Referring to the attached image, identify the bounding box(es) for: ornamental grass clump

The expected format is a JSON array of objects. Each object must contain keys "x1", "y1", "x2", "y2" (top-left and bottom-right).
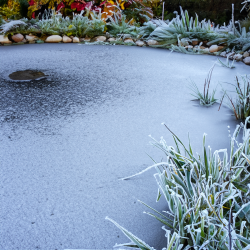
[
  {"x1": 107, "y1": 119, "x2": 250, "y2": 249},
  {"x1": 220, "y1": 76, "x2": 250, "y2": 121},
  {"x1": 147, "y1": 7, "x2": 220, "y2": 46},
  {"x1": 189, "y1": 65, "x2": 217, "y2": 106}
]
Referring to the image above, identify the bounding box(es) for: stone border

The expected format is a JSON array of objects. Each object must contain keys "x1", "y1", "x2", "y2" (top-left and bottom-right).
[{"x1": 1, "y1": 34, "x2": 250, "y2": 66}]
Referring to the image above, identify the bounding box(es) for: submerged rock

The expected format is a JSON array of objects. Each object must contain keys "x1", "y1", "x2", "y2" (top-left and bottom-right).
[
  {"x1": 45, "y1": 35, "x2": 62, "y2": 43},
  {"x1": 0, "y1": 35, "x2": 12, "y2": 44},
  {"x1": 12, "y1": 34, "x2": 24, "y2": 43}
]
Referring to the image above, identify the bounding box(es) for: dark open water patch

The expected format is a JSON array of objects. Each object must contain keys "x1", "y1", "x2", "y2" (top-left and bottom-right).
[{"x1": 9, "y1": 70, "x2": 47, "y2": 81}]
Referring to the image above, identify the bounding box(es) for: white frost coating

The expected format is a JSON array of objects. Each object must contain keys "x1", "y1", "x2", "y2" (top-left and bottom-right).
[
  {"x1": 0, "y1": 20, "x2": 27, "y2": 34},
  {"x1": 120, "y1": 162, "x2": 169, "y2": 180}
]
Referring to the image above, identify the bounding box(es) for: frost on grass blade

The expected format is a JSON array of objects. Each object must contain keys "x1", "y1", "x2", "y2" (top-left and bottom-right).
[{"x1": 105, "y1": 217, "x2": 155, "y2": 250}]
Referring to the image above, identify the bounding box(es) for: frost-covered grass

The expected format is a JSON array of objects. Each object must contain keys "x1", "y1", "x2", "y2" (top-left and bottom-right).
[
  {"x1": 217, "y1": 56, "x2": 236, "y2": 69},
  {"x1": 1, "y1": 7, "x2": 250, "y2": 53},
  {"x1": 220, "y1": 75, "x2": 250, "y2": 121},
  {"x1": 189, "y1": 65, "x2": 217, "y2": 107},
  {"x1": 0, "y1": 11, "x2": 139, "y2": 38},
  {"x1": 107, "y1": 119, "x2": 250, "y2": 249},
  {"x1": 145, "y1": 7, "x2": 250, "y2": 52},
  {"x1": 0, "y1": 20, "x2": 27, "y2": 34}
]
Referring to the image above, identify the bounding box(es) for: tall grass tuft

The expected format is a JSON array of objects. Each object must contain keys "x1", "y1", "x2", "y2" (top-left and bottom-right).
[
  {"x1": 220, "y1": 75, "x2": 250, "y2": 121},
  {"x1": 189, "y1": 65, "x2": 217, "y2": 106},
  {"x1": 107, "y1": 119, "x2": 250, "y2": 249},
  {"x1": 217, "y1": 55, "x2": 236, "y2": 69}
]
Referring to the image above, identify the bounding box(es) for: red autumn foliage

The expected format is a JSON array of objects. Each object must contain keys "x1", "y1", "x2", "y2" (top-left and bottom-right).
[
  {"x1": 70, "y1": 1, "x2": 86, "y2": 11},
  {"x1": 57, "y1": 2, "x2": 65, "y2": 11}
]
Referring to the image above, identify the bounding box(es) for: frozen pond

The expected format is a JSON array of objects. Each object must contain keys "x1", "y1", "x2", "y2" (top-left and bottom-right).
[{"x1": 0, "y1": 44, "x2": 249, "y2": 250}]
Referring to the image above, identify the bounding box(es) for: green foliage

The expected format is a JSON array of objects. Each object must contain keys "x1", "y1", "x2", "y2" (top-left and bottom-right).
[
  {"x1": 221, "y1": 76, "x2": 250, "y2": 121},
  {"x1": 123, "y1": 7, "x2": 150, "y2": 25},
  {"x1": 148, "y1": 7, "x2": 220, "y2": 45},
  {"x1": 138, "y1": 21, "x2": 156, "y2": 38},
  {"x1": 18, "y1": 0, "x2": 29, "y2": 19},
  {"x1": 0, "y1": 14, "x2": 5, "y2": 25},
  {"x1": 143, "y1": 7, "x2": 250, "y2": 53},
  {"x1": 0, "y1": 0, "x2": 8, "y2": 7},
  {"x1": 189, "y1": 65, "x2": 217, "y2": 106},
  {"x1": 108, "y1": 119, "x2": 250, "y2": 249},
  {"x1": 240, "y1": 17, "x2": 250, "y2": 33},
  {"x1": 106, "y1": 14, "x2": 140, "y2": 37},
  {"x1": 207, "y1": 21, "x2": 250, "y2": 51},
  {"x1": 85, "y1": 12, "x2": 106, "y2": 38},
  {"x1": 36, "y1": 11, "x2": 105, "y2": 37}
]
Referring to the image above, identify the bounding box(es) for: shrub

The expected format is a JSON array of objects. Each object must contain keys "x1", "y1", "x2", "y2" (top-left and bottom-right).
[{"x1": 107, "y1": 119, "x2": 250, "y2": 249}]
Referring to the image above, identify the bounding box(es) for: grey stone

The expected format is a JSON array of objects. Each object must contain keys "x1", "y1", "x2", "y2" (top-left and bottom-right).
[
  {"x1": 94, "y1": 36, "x2": 106, "y2": 42},
  {"x1": 209, "y1": 45, "x2": 224, "y2": 53},
  {"x1": 243, "y1": 57, "x2": 250, "y2": 65},
  {"x1": 220, "y1": 51, "x2": 227, "y2": 57},
  {"x1": 108, "y1": 38, "x2": 116, "y2": 42},
  {"x1": 72, "y1": 37, "x2": 80, "y2": 43},
  {"x1": 233, "y1": 53, "x2": 243, "y2": 61},
  {"x1": 26, "y1": 35, "x2": 39, "y2": 42},
  {"x1": 243, "y1": 52, "x2": 249, "y2": 58},
  {"x1": 124, "y1": 38, "x2": 134, "y2": 44},
  {"x1": 45, "y1": 35, "x2": 63, "y2": 43},
  {"x1": 0, "y1": 35, "x2": 12, "y2": 44},
  {"x1": 136, "y1": 40, "x2": 145, "y2": 47},
  {"x1": 62, "y1": 35, "x2": 72, "y2": 43},
  {"x1": 147, "y1": 39, "x2": 159, "y2": 46}
]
